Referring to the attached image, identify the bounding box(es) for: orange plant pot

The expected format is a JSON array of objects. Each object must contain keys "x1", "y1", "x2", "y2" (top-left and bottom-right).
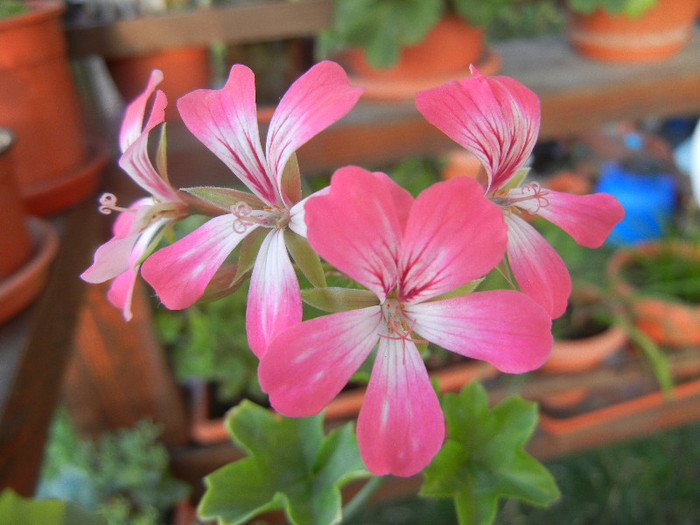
[
  {"x1": 567, "y1": 0, "x2": 700, "y2": 62},
  {"x1": 0, "y1": 0, "x2": 102, "y2": 215},
  {"x1": 343, "y1": 15, "x2": 500, "y2": 100},
  {"x1": 106, "y1": 46, "x2": 211, "y2": 120},
  {"x1": 0, "y1": 129, "x2": 33, "y2": 279},
  {"x1": 441, "y1": 149, "x2": 483, "y2": 181},
  {"x1": 607, "y1": 242, "x2": 700, "y2": 347}
]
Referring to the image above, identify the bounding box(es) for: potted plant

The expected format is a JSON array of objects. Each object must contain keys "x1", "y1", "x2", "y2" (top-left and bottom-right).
[
  {"x1": 320, "y1": 0, "x2": 514, "y2": 99},
  {"x1": 67, "y1": 0, "x2": 212, "y2": 120},
  {"x1": 564, "y1": 0, "x2": 700, "y2": 62},
  {"x1": 608, "y1": 240, "x2": 700, "y2": 347},
  {"x1": 37, "y1": 411, "x2": 191, "y2": 525},
  {"x1": 0, "y1": 0, "x2": 107, "y2": 215}
]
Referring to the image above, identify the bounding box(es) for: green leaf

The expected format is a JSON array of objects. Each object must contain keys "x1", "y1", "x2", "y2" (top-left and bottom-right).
[
  {"x1": 198, "y1": 401, "x2": 370, "y2": 525},
  {"x1": 420, "y1": 383, "x2": 560, "y2": 525},
  {"x1": 0, "y1": 489, "x2": 107, "y2": 525},
  {"x1": 285, "y1": 229, "x2": 327, "y2": 288},
  {"x1": 235, "y1": 227, "x2": 267, "y2": 281},
  {"x1": 155, "y1": 123, "x2": 169, "y2": 185},
  {"x1": 183, "y1": 186, "x2": 264, "y2": 212},
  {"x1": 301, "y1": 287, "x2": 379, "y2": 312}
]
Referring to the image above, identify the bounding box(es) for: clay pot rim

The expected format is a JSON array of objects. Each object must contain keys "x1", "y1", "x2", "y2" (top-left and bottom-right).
[
  {"x1": 0, "y1": 0, "x2": 64, "y2": 30},
  {"x1": 0, "y1": 215, "x2": 59, "y2": 324},
  {"x1": 543, "y1": 324, "x2": 627, "y2": 374}
]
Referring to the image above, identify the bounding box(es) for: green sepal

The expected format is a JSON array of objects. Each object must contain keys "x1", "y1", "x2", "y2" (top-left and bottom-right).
[
  {"x1": 420, "y1": 382, "x2": 560, "y2": 525},
  {"x1": 285, "y1": 229, "x2": 327, "y2": 288},
  {"x1": 502, "y1": 167, "x2": 530, "y2": 191},
  {"x1": 198, "y1": 263, "x2": 251, "y2": 304},
  {"x1": 182, "y1": 186, "x2": 264, "y2": 212},
  {"x1": 0, "y1": 489, "x2": 107, "y2": 525},
  {"x1": 235, "y1": 227, "x2": 267, "y2": 281},
  {"x1": 281, "y1": 152, "x2": 302, "y2": 205},
  {"x1": 301, "y1": 287, "x2": 379, "y2": 312},
  {"x1": 431, "y1": 278, "x2": 484, "y2": 301},
  {"x1": 156, "y1": 123, "x2": 169, "y2": 184},
  {"x1": 197, "y1": 401, "x2": 370, "y2": 525}
]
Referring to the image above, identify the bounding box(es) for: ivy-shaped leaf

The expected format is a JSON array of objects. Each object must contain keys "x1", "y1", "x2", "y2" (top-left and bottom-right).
[
  {"x1": 0, "y1": 489, "x2": 106, "y2": 525},
  {"x1": 198, "y1": 401, "x2": 370, "y2": 525},
  {"x1": 420, "y1": 382, "x2": 560, "y2": 525}
]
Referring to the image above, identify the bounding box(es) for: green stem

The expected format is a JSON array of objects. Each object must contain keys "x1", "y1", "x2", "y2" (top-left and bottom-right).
[{"x1": 342, "y1": 475, "x2": 384, "y2": 521}]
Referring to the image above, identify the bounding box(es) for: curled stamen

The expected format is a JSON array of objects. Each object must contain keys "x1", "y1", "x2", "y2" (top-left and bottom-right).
[
  {"x1": 230, "y1": 201, "x2": 272, "y2": 233},
  {"x1": 509, "y1": 182, "x2": 550, "y2": 213},
  {"x1": 98, "y1": 193, "x2": 132, "y2": 215}
]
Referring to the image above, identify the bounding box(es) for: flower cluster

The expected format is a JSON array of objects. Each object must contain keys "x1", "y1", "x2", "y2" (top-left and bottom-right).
[{"x1": 82, "y1": 61, "x2": 624, "y2": 477}]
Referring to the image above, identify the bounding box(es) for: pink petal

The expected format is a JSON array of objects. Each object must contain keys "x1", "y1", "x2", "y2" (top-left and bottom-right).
[
  {"x1": 107, "y1": 269, "x2": 138, "y2": 322},
  {"x1": 505, "y1": 214, "x2": 571, "y2": 318},
  {"x1": 399, "y1": 177, "x2": 506, "y2": 303},
  {"x1": 266, "y1": 61, "x2": 363, "y2": 207},
  {"x1": 81, "y1": 233, "x2": 139, "y2": 283},
  {"x1": 119, "y1": 69, "x2": 163, "y2": 152},
  {"x1": 246, "y1": 229, "x2": 303, "y2": 357},
  {"x1": 357, "y1": 337, "x2": 444, "y2": 477},
  {"x1": 177, "y1": 65, "x2": 276, "y2": 204},
  {"x1": 415, "y1": 67, "x2": 540, "y2": 191},
  {"x1": 407, "y1": 290, "x2": 553, "y2": 374},
  {"x1": 516, "y1": 190, "x2": 625, "y2": 248},
  {"x1": 140, "y1": 214, "x2": 254, "y2": 309},
  {"x1": 305, "y1": 167, "x2": 406, "y2": 301},
  {"x1": 118, "y1": 109, "x2": 180, "y2": 203},
  {"x1": 259, "y1": 307, "x2": 382, "y2": 416}
]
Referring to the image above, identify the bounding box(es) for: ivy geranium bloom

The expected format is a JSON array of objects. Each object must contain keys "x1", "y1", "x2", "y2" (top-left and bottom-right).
[
  {"x1": 258, "y1": 167, "x2": 553, "y2": 477},
  {"x1": 415, "y1": 67, "x2": 625, "y2": 318},
  {"x1": 81, "y1": 70, "x2": 187, "y2": 321},
  {"x1": 140, "y1": 61, "x2": 363, "y2": 356}
]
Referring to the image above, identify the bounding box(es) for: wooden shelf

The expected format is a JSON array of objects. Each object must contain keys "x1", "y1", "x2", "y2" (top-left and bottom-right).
[{"x1": 65, "y1": 0, "x2": 332, "y2": 59}]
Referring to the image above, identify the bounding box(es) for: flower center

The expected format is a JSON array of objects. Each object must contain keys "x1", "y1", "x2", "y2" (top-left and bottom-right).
[
  {"x1": 230, "y1": 202, "x2": 290, "y2": 233},
  {"x1": 491, "y1": 182, "x2": 550, "y2": 215},
  {"x1": 379, "y1": 299, "x2": 426, "y2": 345}
]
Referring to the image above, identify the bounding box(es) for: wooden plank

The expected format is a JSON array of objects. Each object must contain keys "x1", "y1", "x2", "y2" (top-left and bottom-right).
[
  {"x1": 0, "y1": 200, "x2": 96, "y2": 497},
  {"x1": 66, "y1": 0, "x2": 333, "y2": 59}
]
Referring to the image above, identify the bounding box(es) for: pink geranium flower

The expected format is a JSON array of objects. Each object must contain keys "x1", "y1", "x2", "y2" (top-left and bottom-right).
[
  {"x1": 258, "y1": 167, "x2": 553, "y2": 477},
  {"x1": 140, "y1": 61, "x2": 363, "y2": 356},
  {"x1": 415, "y1": 67, "x2": 625, "y2": 318},
  {"x1": 81, "y1": 70, "x2": 186, "y2": 320}
]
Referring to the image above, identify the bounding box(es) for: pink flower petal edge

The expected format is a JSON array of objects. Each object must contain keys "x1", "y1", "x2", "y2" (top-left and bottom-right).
[
  {"x1": 245, "y1": 229, "x2": 302, "y2": 357},
  {"x1": 504, "y1": 214, "x2": 571, "y2": 318},
  {"x1": 407, "y1": 289, "x2": 553, "y2": 373},
  {"x1": 357, "y1": 337, "x2": 445, "y2": 477},
  {"x1": 259, "y1": 306, "x2": 383, "y2": 416},
  {"x1": 518, "y1": 190, "x2": 625, "y2": 248},
  {"x1": 399, "y1": 176, "x2": 506, "y2": 303},
  {"x1": 140, "y1": 215, "x2": 253, "y2": 310}
]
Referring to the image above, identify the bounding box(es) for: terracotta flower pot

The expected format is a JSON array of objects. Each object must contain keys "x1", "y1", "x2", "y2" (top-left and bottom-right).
[
  {"x1": 0, "y1": 0, "x2": 104, "y2": 215},
  {"x1": 0, "y1": 127, "x2": 60, "y2": 324},
  {"x1": 0, "y1": 128, "x2": 33, "y2": 279},
  {"x1": 343, "y1": 15, "x2": 501, "y2": 100},
  {"x1": 106, "y1": 46, "x2": 211, "y2": 120},
  {"x1": 566, "y1": 0, "x2": 700, "y2": 62},
  {"x1": 608, "y1": 242, "x2": 700, "y2": 347}
]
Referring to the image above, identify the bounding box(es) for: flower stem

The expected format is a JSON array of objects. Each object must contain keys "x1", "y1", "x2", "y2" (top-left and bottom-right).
[{"x1": 342, "y1": 475, "x2": 384, "y2": 521}]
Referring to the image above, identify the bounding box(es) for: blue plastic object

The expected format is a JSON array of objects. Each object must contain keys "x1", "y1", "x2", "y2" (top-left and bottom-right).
[{"x1": 595, "y1": 160, "x2": 676, "y2": 246}]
